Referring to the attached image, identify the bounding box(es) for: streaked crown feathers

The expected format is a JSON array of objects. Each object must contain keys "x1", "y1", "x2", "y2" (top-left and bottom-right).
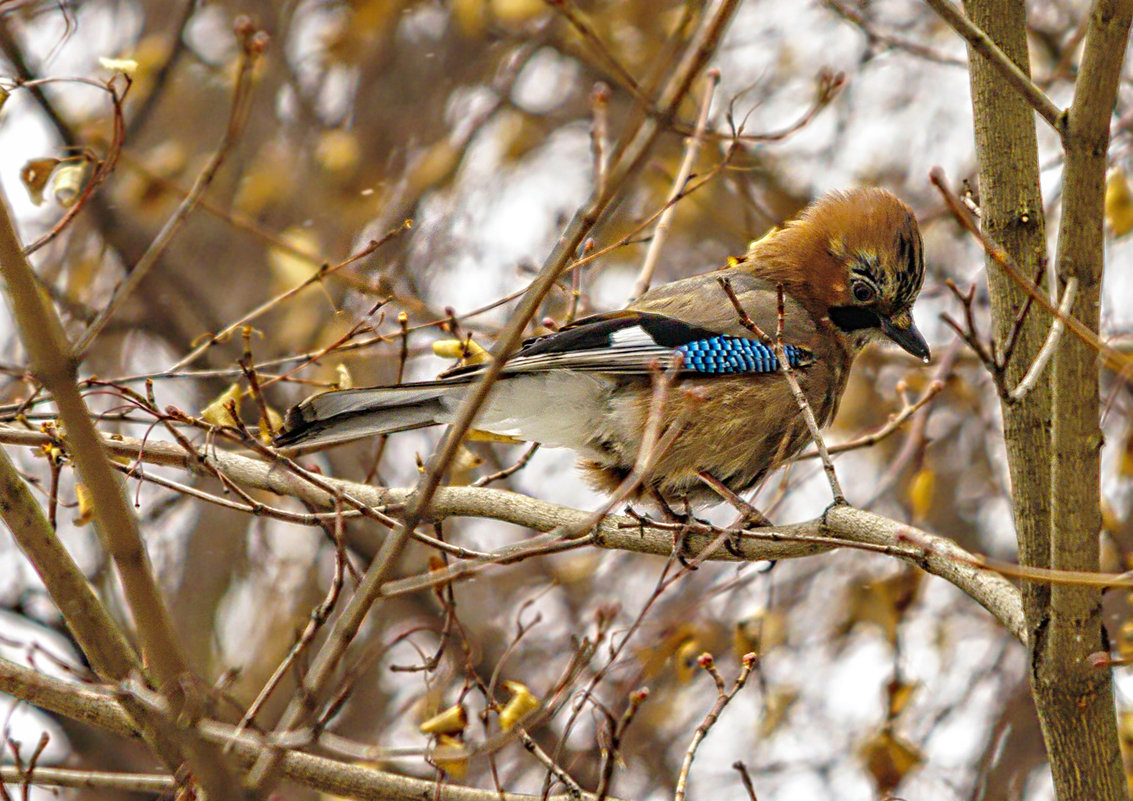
[{"x1": 748, "y1": 187, "x2": 925, "y2": 315}]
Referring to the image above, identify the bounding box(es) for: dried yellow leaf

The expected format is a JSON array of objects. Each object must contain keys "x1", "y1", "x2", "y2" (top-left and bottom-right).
[
  {"x1": 886, "y1": 678, "x2": 917, "y2": 718},
  {"x1": 635, "y1": 622, "x2": 700, "y2": 680},
  {"x1": 419, "y1": 703, "x2": 467, "y2": 735},
  {"x1": 860, "y1": 726, "x2": 922, "y2": 795},
  {"x1": 432, "y1": 734, "x2": 467, "y2": 778},
  {"x1": 490, "y1": 0, "x2": 546, "y2": 27},
  {"x1": 841, "y1": 570, "x2": 922, "y2": 645},
  {"x1": 98, "y1": 56, "x2": 139, "y2": 75},
  {"x1": 907, "y1": 467, "x2": 935, "y2": 520},
  {"x1": 1106, "y1": 170, "x2": 1133, "y2": 238},
  {"x1": 432, "y1": 338, "x2": 489, "y2": 365},
  {"x1": 1120, "y1": 426, "x2": 1133, "y2": 478},
  {"x1": 1118, "y1": 619, "x2": 1133, "y2": 662},
  {"x1": 21, "y1": 158, "x2": 61, "y2": 206},
  {"x1": 50, "y1": 161, "x2": 89, "y2": 208},
  {"x1": 448, "y1": 444, "x2": 484, "y2": 485},
  {"x1": 733, "y1": 608, "x2": 786, "y2": 660},
  {"x1": 758, "y1": 687, "x2": 798, "y2": 737},
  {"x1": 234, "y1": 142, "x2": 296, "y2": 216},
  {"x1": 451, "y1": 0, "x2": 486, "y2": 35},
  {"x1": 259, "y1": 405, "x2": 285, "y2": 443},
  {"x1": 74, "y1": 483, "x2": 94, "y2": 526},
  {"x1": 674, "y1": 638, "x2": 703, "y2": 684},
  {"x1": 498, "y1": 681, "x2": 540, "y2": 731},
  {"x1": 268, "y1": 227, "x2": 322, "y2": 293},
  {"x1": 315, "y1": 129, "x2": 361, "y2": 175},
  {"x1": 200, "y1": 383, "x2": 243, "y2": 427},
  {"x1": 407, "y1": 142, "x2": 460, "y2": 195}
]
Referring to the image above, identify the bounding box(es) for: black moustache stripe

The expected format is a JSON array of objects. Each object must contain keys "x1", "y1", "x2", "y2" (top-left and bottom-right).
[{"x1": 828, "y1": 305, "x2": 881, "y2": 332}]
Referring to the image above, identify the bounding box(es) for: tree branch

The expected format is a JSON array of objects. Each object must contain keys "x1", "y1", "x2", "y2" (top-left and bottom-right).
[
  {"x1": 0, "y1": 426, "x2": 1027, "y2": 640},
  {"x1": 0, "y1": 656, "x2": 622, "y2": 801},
  {"x1": 924, "y1": 0, "x2": 1065, "y2": 133}
]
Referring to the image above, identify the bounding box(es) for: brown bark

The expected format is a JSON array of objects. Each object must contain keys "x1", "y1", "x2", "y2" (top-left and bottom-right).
[
  {"x1": 962, "y1": 0, "x2": 1051, "y2": 631},
  {"x1": 1039, "y1": 2, "x2": 1132, "y2": 798},
  {"x1": 961, "y1": 0, "x2": 1132, "y2": 798}
]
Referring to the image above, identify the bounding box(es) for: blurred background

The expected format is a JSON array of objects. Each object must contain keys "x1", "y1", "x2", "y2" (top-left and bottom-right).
[{"x1": 1, "y1": 0, "x2": 1132, "y2": 799}]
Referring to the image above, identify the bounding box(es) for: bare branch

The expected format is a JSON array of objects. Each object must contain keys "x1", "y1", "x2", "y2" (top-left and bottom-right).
[
  {"x1": 0, "y1": 656, "x2": 624, "y2": 801},
  {"x1": 923, "y1": 0, "x2": 1064, "y2": 133},
  {"x1": 0, "y1": 427, "x2": 1026, "y2": 639},
  {"x1": 674, "y1": 653, "x2": 757, "y2": 801},
  {"x1": 1009, "y1": 277, "x2": 1077, "y2": 402},
  {"x1": 73, "y1": 25, "x2": 267, "y2": 356},
  {"x1": 629, "y1": 69, "x2": 720, "y2": 301}
]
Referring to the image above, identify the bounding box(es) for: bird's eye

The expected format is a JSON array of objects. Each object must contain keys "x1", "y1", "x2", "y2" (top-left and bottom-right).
[{"x1": 852, "y1": 282, "x2": 876, "y2": 303}]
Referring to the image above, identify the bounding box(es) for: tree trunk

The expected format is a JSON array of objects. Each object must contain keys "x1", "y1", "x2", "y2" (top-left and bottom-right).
[{"x1": 963, "y1": 1, "x2": 1131, "y2": 798}]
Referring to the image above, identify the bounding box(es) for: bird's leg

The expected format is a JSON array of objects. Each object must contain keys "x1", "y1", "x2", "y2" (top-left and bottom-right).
[
  {"x1": 695, "y1": 471, "x2": 771, "y2": 555},
  {"x1": 646, "y1": 489, "x2": 708, "y2": 568},
  {"x1": 623, "y1": 504, "x2": 656, "y2": 530}
]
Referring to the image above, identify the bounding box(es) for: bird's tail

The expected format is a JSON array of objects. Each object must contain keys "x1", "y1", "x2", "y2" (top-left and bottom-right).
[{"x1": 273, "y1": 381, "x2": 464, "y2": 449}]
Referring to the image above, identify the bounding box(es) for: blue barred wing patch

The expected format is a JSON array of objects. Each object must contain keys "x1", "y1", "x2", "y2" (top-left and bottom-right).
[
  {"x1": 676, "y1": 337, "x2": 808, "y2": 374},
  {"x1": 442, "y1": 312, "x2": 814, "y2": 378}
]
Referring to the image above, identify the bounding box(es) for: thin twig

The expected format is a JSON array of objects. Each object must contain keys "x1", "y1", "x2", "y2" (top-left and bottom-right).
[
  {"x1": 472, "y1": 443, "x2": 541, "y2": 487},
  {"x1": 716, "y1": 277, "x2": 845, "y2": 502},
  {"x1": 629, "y1": 69, "x2": 720, "y2": 301},
  {"x1": 590, "y1": 82, "x2": 611, "y2": 199},
  {"x1": 73, "y1": 24, "x2": 267, "y2": 357},
  {"x1": 229, "y1": 500, "x2": 350, "y2": 745},
  {"x1": 771, "y1": 286, "x2": 845, "y2": 503},
  {"x1": 792, "y1": 377, "x2": 945, "y2": 460},
  {"x1": 595, "y1": 688, "x2": 649, "y2": 801},
  {"x1": 552, "y1": 3, "x2": 652, "y2": 110},
  {"x1": 1008, "y1": 277, "x2": 1077, "y2": 402},
  {"x1": 822, "y1": 0, "x2": 966, "y2": 66},
  {"x1": 169, "y1": 223, "x2": 407, "y2": 373},
  {"x1": 997, "y1": 262, "x2": 1046, "y2": 369},
  {"x1": 732, "y1": 761, "x2": 759, "y2": 801},
  {"x1": 931, "y1": 168, "x2": 1133, "y2": 379},
  {"x1": 673, "y1": 653, "x2": 757, "y2": 801},
  {"x1": 864, "y1": 338, "x2": 961, "y2": 507}
]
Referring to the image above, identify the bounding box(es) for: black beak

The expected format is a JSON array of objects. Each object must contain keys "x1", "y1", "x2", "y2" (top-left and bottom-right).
[{"x1": 880, "y1": 310, "x2": 930, "y2": 363}]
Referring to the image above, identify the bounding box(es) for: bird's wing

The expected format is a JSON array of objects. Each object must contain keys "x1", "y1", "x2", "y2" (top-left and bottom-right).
[
  {"x1": 630, "y1": 267, "x2": 821, "y2": 345},
  {"x1": 444, "y1": 309, "x2": 813, "y2": 378}
]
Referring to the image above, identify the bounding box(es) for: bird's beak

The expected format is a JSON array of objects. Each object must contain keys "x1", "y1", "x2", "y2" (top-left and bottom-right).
[{"x1": 880, "y1": 309, "x2": 930, "y2": 362}]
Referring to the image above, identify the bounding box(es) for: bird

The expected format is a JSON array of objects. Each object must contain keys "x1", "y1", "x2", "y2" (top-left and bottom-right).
[{"x1": 274, "y1": 187, "x2": 929, "y2": 509}]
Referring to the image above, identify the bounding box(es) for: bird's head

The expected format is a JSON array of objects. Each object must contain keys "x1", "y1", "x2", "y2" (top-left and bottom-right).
[{"x1": 753, "y1": 187, "x2": 930, "y2": 362}]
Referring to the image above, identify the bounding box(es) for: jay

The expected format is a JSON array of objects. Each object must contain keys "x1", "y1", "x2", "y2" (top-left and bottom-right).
[{"x1": 275, "y1": 187, "x2": 929, "y2": 507}]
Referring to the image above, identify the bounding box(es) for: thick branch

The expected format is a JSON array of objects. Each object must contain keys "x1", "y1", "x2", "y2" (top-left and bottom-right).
[
  {"x1": 0, "y1": 192, "x2": 245, "y2": 798},
  {"x1": 0, "y1": 656, "x2": 618, "y2": 801},
  {"x1": 1039, "y1": 1, "x2": 1132, "y2": 799},
  {"x1": 0, "y1": 445, "x2": 138, "y2": 677},
  {"x1": 0, "y1": 194, "x2": 187, "y2": 684},
  {"x1": 0, "y1": 427, "x2": 1027, "y2": 639},
  {"x1": 961, "y1": 0, "x2": 1051, "y2": 638}
]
